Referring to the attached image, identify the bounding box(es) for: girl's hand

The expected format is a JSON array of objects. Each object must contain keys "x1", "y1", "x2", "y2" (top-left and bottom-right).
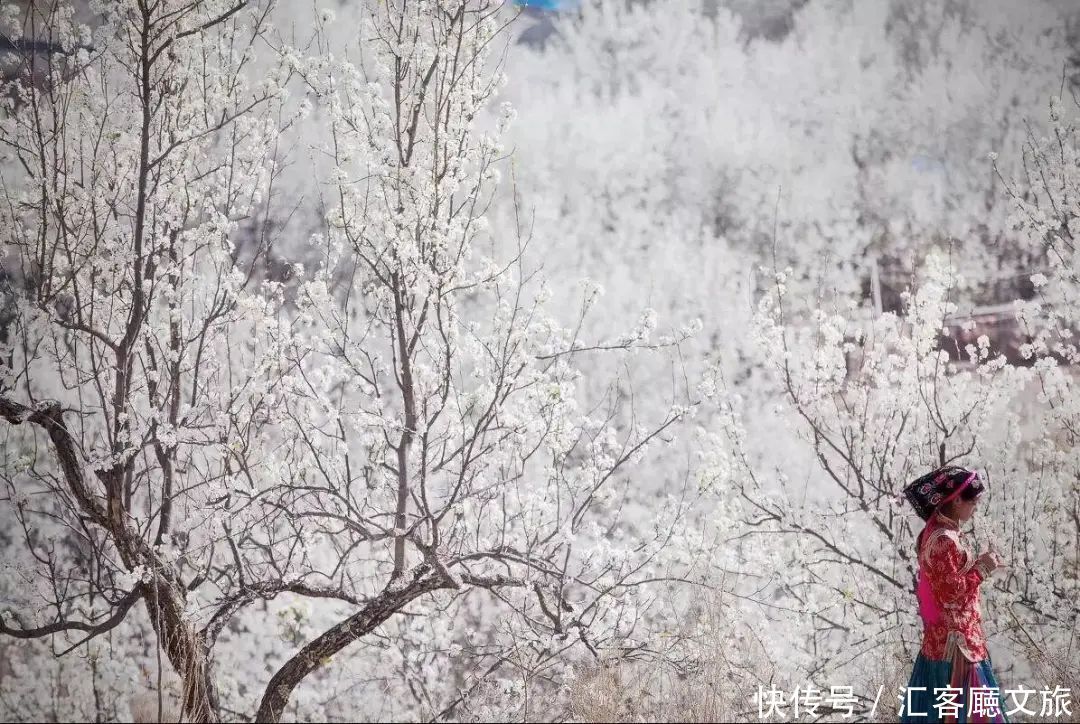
[{"x1": 976, "y1": 550, "x2": 1005, "y2": 575}]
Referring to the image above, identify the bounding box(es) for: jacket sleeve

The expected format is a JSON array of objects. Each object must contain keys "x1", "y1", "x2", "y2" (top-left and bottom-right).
[{"x1": 924, "y1": 532, "x2": 984, "y2": 616}]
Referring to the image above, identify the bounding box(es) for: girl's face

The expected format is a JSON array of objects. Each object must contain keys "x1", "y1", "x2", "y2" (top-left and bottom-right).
[{"x1": 949, "y1": 496, "x2": 979, "y2": 522}]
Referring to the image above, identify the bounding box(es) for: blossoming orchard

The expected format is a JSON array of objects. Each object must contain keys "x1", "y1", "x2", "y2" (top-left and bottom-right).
[{"x1": 0, "y1": 0, "x2": 1077, "y2": 722}]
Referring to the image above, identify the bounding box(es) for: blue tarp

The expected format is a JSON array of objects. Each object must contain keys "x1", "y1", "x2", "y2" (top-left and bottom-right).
[{"x1": 514, "y1": 0, "x2": 579, "y2": 10}]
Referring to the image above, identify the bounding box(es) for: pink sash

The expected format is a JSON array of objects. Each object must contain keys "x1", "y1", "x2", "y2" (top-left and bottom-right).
[{"x1": 916, "y1": 567, "x2": 942, "y2": 625}]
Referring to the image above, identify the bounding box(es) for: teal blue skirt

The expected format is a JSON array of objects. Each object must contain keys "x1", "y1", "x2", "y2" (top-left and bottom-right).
[{"x1": 900, "y1": 652, "x2": 1009, "y2": 722}]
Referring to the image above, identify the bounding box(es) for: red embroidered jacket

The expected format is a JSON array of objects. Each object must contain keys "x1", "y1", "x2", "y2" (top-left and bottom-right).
[{"x1": 917, "y1": 511, "x2": 992, "y2": 662}]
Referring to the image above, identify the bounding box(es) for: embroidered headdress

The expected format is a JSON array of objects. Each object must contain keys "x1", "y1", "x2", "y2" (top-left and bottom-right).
[{"x1": 903, "y1": 465, "x2": 984, "y2": 520}]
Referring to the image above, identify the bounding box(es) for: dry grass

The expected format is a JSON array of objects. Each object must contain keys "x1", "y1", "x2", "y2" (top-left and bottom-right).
[
  {"x1": 568, "y1": 628, "x2": 1080, "y2": 723},
  {"x1": 128, "y1": 688, "x2": 182, "y2": 724},
  {"x1": 1020, "y1": 637, "x2": 1080, "y2": 724},
  {"x1": 566, "y1": 592, "x2": 943, "y2": 724},
  {"x1": 568, "y1": 594, "x2": 778, "y2": 722}
]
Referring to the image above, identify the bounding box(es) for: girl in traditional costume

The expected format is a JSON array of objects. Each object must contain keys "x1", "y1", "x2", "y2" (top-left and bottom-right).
[{"x1": 900, "y1": 466, "x2": 1008, "y2": 723}]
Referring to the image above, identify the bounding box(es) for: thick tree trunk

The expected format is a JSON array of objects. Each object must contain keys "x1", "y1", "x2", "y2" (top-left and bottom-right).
[
  {"x1": 256, "y1": 569, "x2": 446, "y2": 722},
  {"x1": 144, "y1": 576, "x2": 220, "y2": 722},
  {"x1": 0, "y1": 397, "x2": 221, "y2": 722}
]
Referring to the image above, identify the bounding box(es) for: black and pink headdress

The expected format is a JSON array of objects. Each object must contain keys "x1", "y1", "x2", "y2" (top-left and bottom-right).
[{"x1": 903, "y1": 465, "x2": 984, "y2": 521}]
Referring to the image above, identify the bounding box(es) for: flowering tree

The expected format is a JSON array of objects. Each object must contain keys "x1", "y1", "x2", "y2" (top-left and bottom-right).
[
  {"x1": 248, "y1": 1, "x2": 705, "y2": 718},
  {"x1": 0, "y1": 0, "x2": 297, "y2": 719},
  {"x1": 0, "y1": 1, "x2": 705, "y2": 720}
]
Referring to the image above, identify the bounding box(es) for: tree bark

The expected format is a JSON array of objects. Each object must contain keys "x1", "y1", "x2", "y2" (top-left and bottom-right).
[
  {"x1": 0, "y1": 397, "x2": 221, "y2": 722},
  {"x1": 256, "y1": 568, "x2": 446, "y2": 722}
]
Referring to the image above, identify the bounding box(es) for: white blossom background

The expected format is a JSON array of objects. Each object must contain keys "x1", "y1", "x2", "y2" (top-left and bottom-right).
[{"x1": 1, "y1": 0, "x2": 1078, "y2": 721}]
